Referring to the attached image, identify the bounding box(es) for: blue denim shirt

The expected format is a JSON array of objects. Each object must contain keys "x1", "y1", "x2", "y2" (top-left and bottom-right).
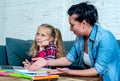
[{"x1": 66, "y1": 24, "x2": 120, "y2": 81}]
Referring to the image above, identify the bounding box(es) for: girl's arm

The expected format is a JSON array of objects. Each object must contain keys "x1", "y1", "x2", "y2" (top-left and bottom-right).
[
  {"x1": 45, "y1": 41, "x2": 57, "y2": 59},
  {"x1": 28, "y1": 57, "x2": 72, "y2": 71}
]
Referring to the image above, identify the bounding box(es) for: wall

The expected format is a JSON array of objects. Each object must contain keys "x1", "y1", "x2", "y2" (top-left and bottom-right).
[
  {"x1": 95, "y1": 0, "x2": 120, "y2": 39},
  {"x1": 0, "y1": 0, "x2": 120, "y2": 45},
  {"x1": 0, "y1": 1, "x2": 5, "y2": 45},
  {"x1": 4, "y1": 0, "x2": 64, "y2": 40}
]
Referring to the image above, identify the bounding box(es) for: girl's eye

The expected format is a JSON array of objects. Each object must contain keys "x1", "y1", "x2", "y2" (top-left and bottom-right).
[
  {"x1": 41, "y1": 34, "x2": 45, "y2": 37},
  {"x1": 36, "y1": 33, "x2": 46, "y2": 37},
  {"x1": 36, "y1": 33, "x2": 40, "y2": 36}
]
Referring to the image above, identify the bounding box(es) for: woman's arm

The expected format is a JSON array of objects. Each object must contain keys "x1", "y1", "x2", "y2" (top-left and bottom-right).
[
  {"x1": 47, "y1": 57, "x2": 72, "y2": 66},
  {"x1": 48, "y1": 67, "x2": 98, "y2": 77},
  {"x1": 66, "y1": 68, "x2": 98, "y2": 76}
]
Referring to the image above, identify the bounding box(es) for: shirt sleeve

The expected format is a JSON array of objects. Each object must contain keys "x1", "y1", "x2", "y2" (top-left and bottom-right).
[
  {"x1": 66, "y1": 40, "x2": 78, "y2": 63},
  {"x1": 45, "y1": 43, "x2": 57, "y2": 59},
  {"x1": 94, "y1": 31, "x2": 118, "y2": 75}
]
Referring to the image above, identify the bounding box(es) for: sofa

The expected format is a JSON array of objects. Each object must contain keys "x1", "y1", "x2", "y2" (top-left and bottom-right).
[
  {"x1": 0, "y1": 37, "x2": 120, "y2": 66},
  {"x1": 0, "y1": 37, "x2": 74, "y2": 66}
]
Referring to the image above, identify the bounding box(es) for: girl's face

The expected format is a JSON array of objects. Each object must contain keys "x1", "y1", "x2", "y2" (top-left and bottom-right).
[
  {"x1": 35, "y1": 26, "x2": 54, "y2": 45},
  {"x1": 69, "y1": 14, "x2": 85, "y2": 36}
]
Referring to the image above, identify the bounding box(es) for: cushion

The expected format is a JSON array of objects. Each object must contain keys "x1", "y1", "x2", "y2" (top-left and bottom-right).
[
  {"x1": 63, "y1": 41, "x2": 74, "y2": 52},
  {"x1": 6, "y1": 37, "x2": 33, "y2": 66},
  {"x1": 117, "y1": 40, "x2": 120, "y2": 47}
]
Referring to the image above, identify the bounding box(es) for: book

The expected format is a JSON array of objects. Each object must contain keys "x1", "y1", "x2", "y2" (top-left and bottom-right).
[
  {"x1": 8, "y1": 72, "x2": 32, "y2": 79},
  {"x1": 33, "y1": 75, "x2": 59, "y2": 80}
]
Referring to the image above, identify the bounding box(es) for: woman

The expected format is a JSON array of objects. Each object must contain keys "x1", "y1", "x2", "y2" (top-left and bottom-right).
[{"x1": 27, "y1": 2, "x2": 120, "y2": 81}]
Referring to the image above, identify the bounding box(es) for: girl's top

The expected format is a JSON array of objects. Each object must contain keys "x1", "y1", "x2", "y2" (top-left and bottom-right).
[{"x1": 38, "y1": 41, "x2": 57, "y2": 60}]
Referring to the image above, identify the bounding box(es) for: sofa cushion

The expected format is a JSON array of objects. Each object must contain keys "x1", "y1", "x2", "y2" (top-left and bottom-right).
[
  {"x1": 6, "y1": 37, "x2": 32, "y2": 66},
  {"x1": 63, "y1": 41, "x2": 74, "y2": 52},
  {"x1": 117, "y1": 40, "x2": 120, "y2": 47}
]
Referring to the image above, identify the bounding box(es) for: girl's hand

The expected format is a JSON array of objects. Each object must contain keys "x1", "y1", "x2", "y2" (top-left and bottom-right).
[
  {"x1": 40, "y1": 41, "x2": 49, "y2": 47},
  {"x1": 38, "y1": 41, "x2": 50, "y2": 50},
  {"x1": 22, "y1": 59, "x2": 31, "y2": 69},
  {"x1": 28, "y1": 57, "x2": 47, "y2": 71},
  {"x1": 48, "y1": 68, "x2": 70, "y2": 75}
]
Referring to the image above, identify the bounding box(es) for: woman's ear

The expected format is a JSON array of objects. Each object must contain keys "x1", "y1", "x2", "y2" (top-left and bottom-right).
[
  {"x1": 82, "y1": 20, "x2": 87, "y2": 25},
  {"x1": 82, "y1": 20, "x2": 85, "y2": 30},
  {"x1": 82, "y1": 20, "x2": 88, "y2": 29}
]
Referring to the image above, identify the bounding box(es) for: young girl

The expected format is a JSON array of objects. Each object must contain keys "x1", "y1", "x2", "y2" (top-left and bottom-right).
[{"x1": 23, "y1": 24, "x2": 66, "y2": 69}]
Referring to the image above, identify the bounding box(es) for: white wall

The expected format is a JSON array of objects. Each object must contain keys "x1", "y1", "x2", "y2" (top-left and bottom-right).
[
  {"x1": 95, "y1": 0, "x2": 120, "y2": 39},
  {"x1": 4, "y1": 0, "x2": 64, "y2": 40},
  {"x1": 0, "y1": 0, "x2": 120, "y2": 45},
  {"x1": 0, "y1": 0, "x2": 5, "y2": 45}
]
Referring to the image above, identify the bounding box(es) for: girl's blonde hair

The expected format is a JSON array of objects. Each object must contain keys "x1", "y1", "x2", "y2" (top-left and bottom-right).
[{"x1": 29, "y1": 24, "x2": 66, "y2": 58}]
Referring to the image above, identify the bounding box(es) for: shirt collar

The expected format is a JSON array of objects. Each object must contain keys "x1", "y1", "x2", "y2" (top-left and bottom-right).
[{"x1": 89, "y1": 24, "x2": 98, "y2": 41}]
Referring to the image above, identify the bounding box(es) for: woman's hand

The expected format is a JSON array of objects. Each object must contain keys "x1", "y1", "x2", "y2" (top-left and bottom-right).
[
  {"x1": 22, "y1": 59, "x2": 31, "y2": 69},
  {"x1": 48, "y1": 68, "x2": 70, "y2": 75},
  {"x1": 28, "y1": 57, "x2": 47, "y2": 71}
]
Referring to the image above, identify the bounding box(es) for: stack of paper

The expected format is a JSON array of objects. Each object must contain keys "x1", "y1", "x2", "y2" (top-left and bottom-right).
[
  {"x1": 0, "y1": 68, "x2": 59, "y2": 80},
  {"x1": 15, "y1": 68, "x2": 59, "y2": 80},
  {"x1": 15, "y1": 68, "x2": 49, "y2": 76}
]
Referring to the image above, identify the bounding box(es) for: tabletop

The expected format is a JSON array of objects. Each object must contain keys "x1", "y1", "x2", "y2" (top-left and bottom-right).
[
  {"x1": 0, "y1": 75, "x2": 101, "y2": 81},
  {"x1": 58, "y1": 76, "x2": 101, "y2": 81}
]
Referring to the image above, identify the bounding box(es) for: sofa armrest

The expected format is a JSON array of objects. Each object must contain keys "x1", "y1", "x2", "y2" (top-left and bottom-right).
[{"x1": 0, "y1": 45, "x2": 8, "y2": 65}]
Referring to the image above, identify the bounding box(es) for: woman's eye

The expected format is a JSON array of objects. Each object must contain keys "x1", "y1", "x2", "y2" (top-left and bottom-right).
[{"x1": 70, "y1": 24, "x2": 73, "y2": 27}]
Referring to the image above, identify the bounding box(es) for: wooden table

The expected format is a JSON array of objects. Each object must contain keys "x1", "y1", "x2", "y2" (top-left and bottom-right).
[
  {"x1": 0, "y1": 75, "x2": 101, "y2": 81},
  {"x1": 58, "y1": 76, "x2": 101, "y2": 81}
]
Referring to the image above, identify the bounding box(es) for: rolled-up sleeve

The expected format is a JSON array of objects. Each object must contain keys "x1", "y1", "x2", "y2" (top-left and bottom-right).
[
  {"x1": 95, "y1": 32, "x2": 117, "y2": 75},
  {"x1": 66, "y1": 44, "x2": 78, "y2": 63}
]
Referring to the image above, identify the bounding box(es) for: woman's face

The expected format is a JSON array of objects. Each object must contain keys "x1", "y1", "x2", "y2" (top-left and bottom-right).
[
  {"x1": 35, "y1": 26, "x2": 54, "y2": 45},
  {"x1": 69, "y1": 14, "x2": 85, "y2": 36}
]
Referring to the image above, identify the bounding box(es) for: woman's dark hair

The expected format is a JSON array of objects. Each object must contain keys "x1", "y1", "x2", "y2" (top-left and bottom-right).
[{"x1": 67, "y1": 2, "x2": 98, "y2": 26}]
